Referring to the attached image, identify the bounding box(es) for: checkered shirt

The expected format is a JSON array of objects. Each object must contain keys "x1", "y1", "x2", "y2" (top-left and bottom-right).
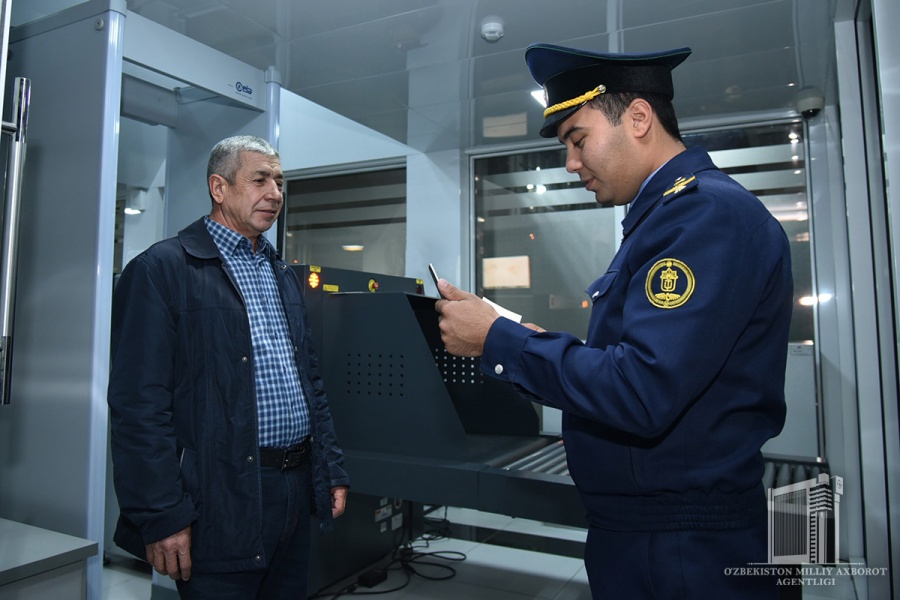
[{"x1": 205, "y1": 217, "x2": 310, "y2": 447}]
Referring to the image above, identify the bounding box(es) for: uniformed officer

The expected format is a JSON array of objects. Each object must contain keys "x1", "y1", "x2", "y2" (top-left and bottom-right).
[{"x1": 435, "y1": 44, "x2": 792, "y2": 599}]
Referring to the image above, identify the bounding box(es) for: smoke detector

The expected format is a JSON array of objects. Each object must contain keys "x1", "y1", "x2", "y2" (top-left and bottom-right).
[{"x1": 480, "y1": 16, "x2": 504, "y2": 42}]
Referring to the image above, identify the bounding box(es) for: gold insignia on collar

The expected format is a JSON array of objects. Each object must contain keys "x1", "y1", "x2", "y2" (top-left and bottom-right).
[
  {"x1": 645, "y1": 258, "x2": 695, "y2": 309},
  {"x1": 664, "y1": 175, "x2": 696, "y2": 197}
]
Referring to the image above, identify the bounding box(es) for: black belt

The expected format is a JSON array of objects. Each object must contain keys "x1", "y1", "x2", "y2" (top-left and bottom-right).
[{"x1": 258, "y1": 439, "x2": 311, "y2": 470}]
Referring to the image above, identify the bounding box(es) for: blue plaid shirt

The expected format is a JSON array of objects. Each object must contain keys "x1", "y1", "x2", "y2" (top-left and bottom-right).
[{"x1": 205, "y1": 217, "x2": 310, "y2": 447}]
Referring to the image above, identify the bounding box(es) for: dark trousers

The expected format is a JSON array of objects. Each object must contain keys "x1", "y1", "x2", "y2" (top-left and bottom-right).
[
  {"x1": 176, "y1": 462, "x2": 312, "y2": 600},
  {"x1": 584, "y1": 521, "x2": 778, "y2": 599}
]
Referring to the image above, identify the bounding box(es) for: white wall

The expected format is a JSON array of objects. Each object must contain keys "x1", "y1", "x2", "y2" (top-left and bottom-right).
[{"x1": 278, "y1": 90, "x2": 410, "y2": 171}]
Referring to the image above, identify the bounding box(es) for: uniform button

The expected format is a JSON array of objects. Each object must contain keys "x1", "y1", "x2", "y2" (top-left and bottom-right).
[
  {"x1": 592, "y1": 291, "x2": 600, "y2": 300},
  {"x1": 494, "y1": 364, "x2": 504, "y2": 375},
  {"x1": 247, "y1": 455, "x2": 254, "y2": 463},
  {"x1": 242, "y1": 356, "x2": 249, "y2": 363},
  {"x1": 255, "y1": 555, "x2": 262, "y2": 562}
]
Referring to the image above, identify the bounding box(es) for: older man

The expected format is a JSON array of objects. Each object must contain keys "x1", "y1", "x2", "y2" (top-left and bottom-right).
[{"x1": 109, "y1": 135, "x2": 349, "y2": 599}]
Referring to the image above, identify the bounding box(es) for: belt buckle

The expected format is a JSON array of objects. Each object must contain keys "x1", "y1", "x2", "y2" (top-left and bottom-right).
[
  {"x1": 279, "y1": 443, "x2": 307, "y2": 470},
  {"x1": 280, "y1": 450, "x2": 296, "y2": 470},
  {"x1": 276, "y1": 449, "x2": 290, "y2": 470}
]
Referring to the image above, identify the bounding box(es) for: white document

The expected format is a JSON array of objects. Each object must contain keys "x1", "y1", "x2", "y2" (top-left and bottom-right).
[{"x1": 482, "y1": 297, "x2": 522, "y2": 323}]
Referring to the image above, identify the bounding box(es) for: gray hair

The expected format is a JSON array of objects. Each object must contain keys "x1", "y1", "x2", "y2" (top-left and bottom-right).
[{"x1": 207, "y1": 135, "x2": 279, "y2": 186}]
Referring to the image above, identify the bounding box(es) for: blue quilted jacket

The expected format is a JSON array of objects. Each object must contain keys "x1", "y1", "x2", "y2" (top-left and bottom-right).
[{"x1": 108, "y1": 218, "x2": 349, "y2": 573}]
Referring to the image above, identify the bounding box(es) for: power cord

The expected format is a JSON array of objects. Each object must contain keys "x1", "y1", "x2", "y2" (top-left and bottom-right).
[{"x1": 309, "y1": 507, "x2": 467, "y2": 599}]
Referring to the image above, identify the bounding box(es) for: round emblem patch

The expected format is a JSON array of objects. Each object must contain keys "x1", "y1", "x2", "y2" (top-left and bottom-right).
[{"x1": 645, "y1": 258, "x2": 695, "y2": 309}]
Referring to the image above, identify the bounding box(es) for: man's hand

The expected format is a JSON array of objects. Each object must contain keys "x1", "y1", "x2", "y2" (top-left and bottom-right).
[
  {"x1": 331, "y1": 486, "x2": 349, "y2": 518},
  {"x1": 146, "y1": 527, "x2": 192, "y2": 581},
  {"x1": 434, "y1": 279, "x2": 499, "y2": 357}
]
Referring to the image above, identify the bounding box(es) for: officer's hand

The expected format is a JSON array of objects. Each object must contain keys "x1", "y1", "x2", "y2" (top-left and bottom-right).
[
  {"x1": 146, "y1": 527, "x2": 192, "y2": 581},
  {"x1": 434, "y1": 279, "x2": 498, "y2": 357}
]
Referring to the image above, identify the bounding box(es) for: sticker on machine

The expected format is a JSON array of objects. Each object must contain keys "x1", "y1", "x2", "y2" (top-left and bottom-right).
[{"x1": 645, "y1": 258, "x2": 695, "y2": 309}]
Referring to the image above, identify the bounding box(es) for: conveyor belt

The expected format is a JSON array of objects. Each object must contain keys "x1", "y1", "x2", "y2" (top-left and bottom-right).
[
  {"x1": 501, "y1": 439, "x2": 569, "y2": 476},
  {"x1": 466, "y1": 434, "x2": 551, "y2": 468},
  {"x1": 503, "y1": 446, "x2": 829, "y2": 486},
  {"x1": 763, "y1": 455, "x2": 829, "y2": 490}
]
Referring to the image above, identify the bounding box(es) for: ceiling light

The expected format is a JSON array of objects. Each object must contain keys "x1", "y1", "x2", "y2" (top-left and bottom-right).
[
  {"x1": 342, "y1": 245, "x2": 364, "y2": 252},
  {"x1": 799, "y1": 293, "x2": 833, "y2": 306},
  {"x1": 124, "y1": 207, "x2": 143, "y2": 215}
]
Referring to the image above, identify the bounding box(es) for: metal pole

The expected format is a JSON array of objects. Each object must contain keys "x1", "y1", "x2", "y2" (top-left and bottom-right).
[{"x1": 0, "y1": 77, "x2": 30, "y2": 405}]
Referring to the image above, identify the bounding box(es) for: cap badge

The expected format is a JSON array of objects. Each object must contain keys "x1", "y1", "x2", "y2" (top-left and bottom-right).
[{"x1": 645, "y1": 258, "x2": 695, "y2": 309}]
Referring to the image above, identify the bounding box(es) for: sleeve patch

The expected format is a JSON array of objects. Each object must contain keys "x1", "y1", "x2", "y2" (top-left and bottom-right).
[{"x1": 645, "y1": 258, "x2": 695, "y2": 309}]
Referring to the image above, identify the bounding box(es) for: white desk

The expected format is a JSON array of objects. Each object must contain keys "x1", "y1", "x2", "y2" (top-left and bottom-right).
[{"x1": 0, "y1": 518, "x2": 97, "y2": 599}]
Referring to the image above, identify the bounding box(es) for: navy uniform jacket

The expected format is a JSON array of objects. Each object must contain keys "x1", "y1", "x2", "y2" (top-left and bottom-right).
[{"x1": 483, "y1": 146, "x2": 792, "y2": 530}]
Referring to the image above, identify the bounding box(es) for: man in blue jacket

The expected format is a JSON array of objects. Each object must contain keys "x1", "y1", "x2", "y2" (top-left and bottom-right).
[
  {"x1": 436, "y1": 45, "x2": 791, "y2": 599},
  {"x1": 108, "y1": 135, "x2": 350, "y2": 599}
]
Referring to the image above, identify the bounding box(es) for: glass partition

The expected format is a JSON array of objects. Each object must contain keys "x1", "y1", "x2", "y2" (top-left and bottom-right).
[
  {"x1": 283, "y1": 167, "x2": 406, "y2": 275},
  {"x1": 473, "y1": 149, "x2": 616, "y2": 335},
  {"x1": 473, "y1": 121, "x2": 813, "y2": 342},
  {"x1": 683, "y1": 123, "x2": 813, "y2": 343}
]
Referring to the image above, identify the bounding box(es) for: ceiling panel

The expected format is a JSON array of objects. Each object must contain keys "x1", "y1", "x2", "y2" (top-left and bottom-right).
[
  {"x1": 116, "y1": 0, "x2": 838, "y2": 151},
  {"x1": 179, "y1": 7, "x2": 274, "y2": 53},
  {"x1": 467, "y1": 0, "x2": 610, "y2": 58},
  {"x1": 619, "y1": 0, "x2": 781, "y2": 29}
]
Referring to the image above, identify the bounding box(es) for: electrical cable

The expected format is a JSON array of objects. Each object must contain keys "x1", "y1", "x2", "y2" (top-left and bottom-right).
[{"x1": 308, "y1": 505, "x2": 468, "y2": 599}]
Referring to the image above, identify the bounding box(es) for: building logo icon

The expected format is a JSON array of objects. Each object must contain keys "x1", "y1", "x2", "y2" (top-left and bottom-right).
[{"x1": 768, "y1": 473, "x2": 844, "y2": 564}]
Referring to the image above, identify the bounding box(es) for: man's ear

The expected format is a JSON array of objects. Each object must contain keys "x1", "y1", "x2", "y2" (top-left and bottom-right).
[
  {"x1": 209, "y1": 174, "x2": 227, "y2": 205},
  {"x1": 628, "y1": 98, "x2": 653, "y2": 138}
]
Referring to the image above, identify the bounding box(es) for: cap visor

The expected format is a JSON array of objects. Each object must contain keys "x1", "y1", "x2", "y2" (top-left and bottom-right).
[{"x1": 539, "y1": 104, "x2": 583, "y2": 138}]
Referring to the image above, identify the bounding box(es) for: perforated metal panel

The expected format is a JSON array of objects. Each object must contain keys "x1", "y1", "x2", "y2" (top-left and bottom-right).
[
  {"x1": 339, "y1": 351, "x2": 407, "y2": 401},
  {"x1": 434, "y1": 350, "x2": 479, "y2": 386}
]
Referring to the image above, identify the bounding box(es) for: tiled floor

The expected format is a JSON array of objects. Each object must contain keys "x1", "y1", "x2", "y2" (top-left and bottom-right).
[
  {"x1": 102, "y1": 507, "x2": 865, "y2": 600},
  {"x1": 102, "y1": 556, "x2": 153, "y2": 600}
]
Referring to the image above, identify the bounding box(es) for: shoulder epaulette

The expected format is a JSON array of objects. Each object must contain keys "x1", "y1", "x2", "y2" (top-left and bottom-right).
[{"x1": 662, "y1": 174, "x2": 698, "y2": 200}]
